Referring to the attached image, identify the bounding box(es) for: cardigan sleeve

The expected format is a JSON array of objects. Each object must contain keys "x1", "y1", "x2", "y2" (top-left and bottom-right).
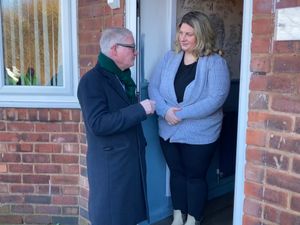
[
  {"x1": 176, "y1": 56, "x2": 230, "y2": 120},
  {"x1": 148, "y1": 52, "x2": 172, "y2": 118}
]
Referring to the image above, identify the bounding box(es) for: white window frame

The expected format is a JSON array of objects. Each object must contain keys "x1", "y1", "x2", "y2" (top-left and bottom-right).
[{"x1": 0, "y1": 0, "x2": 79, "y2": 108}]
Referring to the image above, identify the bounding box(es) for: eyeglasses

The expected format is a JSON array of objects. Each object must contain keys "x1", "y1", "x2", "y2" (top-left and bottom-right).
[{"x1": 115, "y1": 43, "x2": 136, "y2": 51}]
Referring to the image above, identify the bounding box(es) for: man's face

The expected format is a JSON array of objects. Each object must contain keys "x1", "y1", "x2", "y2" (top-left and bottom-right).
[{"x1": 113, "y1": 35, "x2": 137, "y2": 71}]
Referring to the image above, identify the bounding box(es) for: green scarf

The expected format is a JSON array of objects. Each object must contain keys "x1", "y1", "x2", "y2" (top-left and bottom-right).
[{"x1": 98, "y1": 52, "x2": 136, "y2": 104}]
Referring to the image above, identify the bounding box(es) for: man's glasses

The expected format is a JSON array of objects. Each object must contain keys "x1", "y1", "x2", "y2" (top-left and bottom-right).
[{"x1": 115, "y1": 43, "x2": 136, "y2": 51}]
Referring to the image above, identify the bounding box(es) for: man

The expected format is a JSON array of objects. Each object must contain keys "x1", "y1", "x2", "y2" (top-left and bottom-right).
[{"x1": 77, "y1": 27, "x2": 155, "y2": 225}]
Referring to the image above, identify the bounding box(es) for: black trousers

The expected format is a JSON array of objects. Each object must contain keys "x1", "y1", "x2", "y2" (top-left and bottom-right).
[{"x1": 160, "y1": 138, "x2": 218, "y2": 220}]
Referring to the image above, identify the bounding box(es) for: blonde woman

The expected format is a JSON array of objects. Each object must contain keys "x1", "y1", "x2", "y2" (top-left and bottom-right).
[{"x1": 148, "y1": 11, "x2": 230, "y2": 225}]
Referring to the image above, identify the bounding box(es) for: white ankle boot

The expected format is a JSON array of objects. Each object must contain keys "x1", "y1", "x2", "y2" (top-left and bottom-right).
[
  {"x1": 171, "y1": 210, "x2": 184, "y2": 225},
  {"x1": 184, "y1": 214, "x2": 202, "y2": 225}
]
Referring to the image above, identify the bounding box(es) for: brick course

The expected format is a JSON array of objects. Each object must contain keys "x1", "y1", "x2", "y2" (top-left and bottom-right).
[{"x1": 0, "y1": 105, "x2": 83, "y2": 225}]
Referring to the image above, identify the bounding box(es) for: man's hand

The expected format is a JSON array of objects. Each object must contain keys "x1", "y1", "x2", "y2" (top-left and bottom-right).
[
  {"x1": 165, "y1": 107, "x2": 181, "y2": 125},
  {"x1": 140, "y1": 99, "x2": 156, "y2": 115}
]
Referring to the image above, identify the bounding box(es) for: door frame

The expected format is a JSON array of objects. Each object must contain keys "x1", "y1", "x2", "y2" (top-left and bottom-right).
[
  {"x1": 125, "y1": 1, "x2": 253, "y2": 225},
  {"x1": 232, "y1": 1, "x2": 252, "y2": 224}
]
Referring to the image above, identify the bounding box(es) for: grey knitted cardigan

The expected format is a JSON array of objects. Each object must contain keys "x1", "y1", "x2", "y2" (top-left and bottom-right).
[{"x1": 148, "y1": 50, "x2": 230, "y2": 144}]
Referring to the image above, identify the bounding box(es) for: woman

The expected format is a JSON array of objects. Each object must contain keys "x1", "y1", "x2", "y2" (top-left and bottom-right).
[{"x1": 148, "y1": 11, "x2": 230, "y2": 225}]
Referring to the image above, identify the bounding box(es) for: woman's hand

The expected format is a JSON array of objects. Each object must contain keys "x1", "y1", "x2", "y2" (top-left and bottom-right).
[{"x1": 165, "y1": 107, "x2": 181, "y2": 125}]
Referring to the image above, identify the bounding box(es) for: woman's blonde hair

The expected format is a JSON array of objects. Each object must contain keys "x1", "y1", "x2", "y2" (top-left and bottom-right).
[{"x1": 175, "y1": 11, "x2": 220, "y2": 58}]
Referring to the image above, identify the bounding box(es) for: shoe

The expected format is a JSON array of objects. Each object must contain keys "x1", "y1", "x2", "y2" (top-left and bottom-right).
[
  {"x1": 184, "y1": 214, "x2": 203, "y2": 225},
  {"x1": 171, "y1": 210, "x2": 184, "y2": 225},
  {"x1": 184, "y1": 214, "x2": 195, "y2": 225}
]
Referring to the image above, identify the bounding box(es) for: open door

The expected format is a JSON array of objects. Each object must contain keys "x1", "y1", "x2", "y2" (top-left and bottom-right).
[{"x1": 137, "y1": 1, "x2": 177, "y2": 224}]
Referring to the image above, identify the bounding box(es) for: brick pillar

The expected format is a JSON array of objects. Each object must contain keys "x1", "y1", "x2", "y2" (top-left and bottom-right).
[{"x1": 245, "y1": 0, "x2": 300, "y2": 224}]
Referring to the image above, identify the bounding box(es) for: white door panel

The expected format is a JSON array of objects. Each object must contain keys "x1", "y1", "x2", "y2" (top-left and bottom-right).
[{"x1": 139, "y1": 0, "x2": 176, "y2": 81}]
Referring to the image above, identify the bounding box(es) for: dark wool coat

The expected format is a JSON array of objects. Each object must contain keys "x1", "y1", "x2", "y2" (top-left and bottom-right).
[{"x1": 77, "y1": 63, "x2": 149, "y2": 225}]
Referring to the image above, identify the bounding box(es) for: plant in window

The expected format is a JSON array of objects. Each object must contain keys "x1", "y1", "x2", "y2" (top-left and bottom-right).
[
  {"x1": 17, "y1": 67, "x2": 38, "y2": 85},
  {"x1": 5, "y1": 66, "x2": 20, "y2": 85}
]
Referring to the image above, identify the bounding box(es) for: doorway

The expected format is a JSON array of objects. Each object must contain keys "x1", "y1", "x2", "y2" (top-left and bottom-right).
[
  {"x1": 125, "y1": 0, "x2": 252, "y2": 224},
  {"x1": 174, "y1": 0, "x2": 243, "y2": 202}
]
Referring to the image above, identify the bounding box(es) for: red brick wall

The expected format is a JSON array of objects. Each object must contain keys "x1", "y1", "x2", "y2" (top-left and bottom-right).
[
  {"x1": 245, "y1": 0, "x2": 300, "y2": 224},
  {"x1": 0, "y1": 1, "x2": 125, "y2": 225},
  {"x1": 0, "y1": 109, "x2": 81, "y2": 225},
  {"x1": 78, "y1": 0, "x2": 125, "y2": 76}
]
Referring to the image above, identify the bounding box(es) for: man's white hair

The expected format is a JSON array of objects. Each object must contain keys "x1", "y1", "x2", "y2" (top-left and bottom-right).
[{"x1": 100, "y1": 27, "x2": 133, "y2": 55}]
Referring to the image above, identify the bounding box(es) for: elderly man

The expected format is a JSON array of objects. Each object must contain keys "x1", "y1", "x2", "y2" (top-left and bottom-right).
[{"x1": 77, "y1": 27, "x2": 155, "y2": 225}]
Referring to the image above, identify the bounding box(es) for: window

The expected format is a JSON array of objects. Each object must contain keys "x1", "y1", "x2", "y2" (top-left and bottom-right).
[{"x1": 0, "y1": 0, "x2": 79, "y2": 108}]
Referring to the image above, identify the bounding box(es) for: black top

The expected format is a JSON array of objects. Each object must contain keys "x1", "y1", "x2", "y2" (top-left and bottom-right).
[{"x1": 174, "y1": 58, "x2": 197, "y2": 103}]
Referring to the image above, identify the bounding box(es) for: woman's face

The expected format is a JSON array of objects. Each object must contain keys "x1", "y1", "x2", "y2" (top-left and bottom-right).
[{"x1": 178, "y1": 23, "x2": 197, "y2": 53}]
